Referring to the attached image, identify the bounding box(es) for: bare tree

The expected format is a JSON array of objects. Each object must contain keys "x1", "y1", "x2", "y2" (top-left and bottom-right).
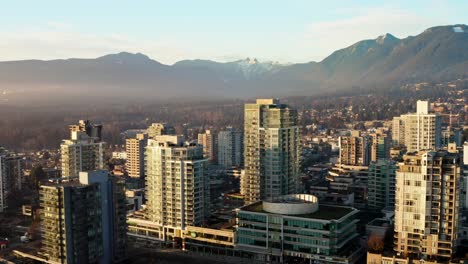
[{"x1": 367, "y1": 234, "x2": 384, "y2": 253}]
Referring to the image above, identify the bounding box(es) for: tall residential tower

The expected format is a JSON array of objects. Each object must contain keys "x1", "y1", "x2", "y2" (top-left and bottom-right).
[
  {"x1": 394, "y1": 150, "x2": 461, "y2": 261},
  {"x1": 145, "y1": 135, "x2": 209, "y2": 229},
  {"x1": 0, "y1": 147, "x2": 24, "y2": 213},
  {"x1": 69, "y1": 119, "x2": 103, "y2": 142},
  {"x1": 60, "y1": 130, "x2": 105, "y2": 177},
  {"x1": 39, "y1": 170, "x2": 127, "y2": 264},
  {"x1": 125, "y1": 133, "x2": 148, "y2": 179},
  {"x1": 367, "y1": 159, "x2": 396, "y2": 211},
  {"x1": 217, "y1": 127, "x2": 243, "y2": 168},
  {"x1": 392, "y1": 100, "x2": 442, "y2": 152},
  {"x1": 146, "y1": 123, "x2": 176, "y2": 139},
  {"x1": 198, "y1": 129, "x2": 217, "y2": 163},
  {"x1": 339, "y1": 130, "x2": 372, "y2": 166},
  {"x1": 242, "y1": 99, "x2": 300, "y2": 204}
]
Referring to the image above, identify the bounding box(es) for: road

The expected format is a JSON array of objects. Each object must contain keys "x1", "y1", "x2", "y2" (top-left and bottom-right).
[{"x1": 127, "y1": 248, "x2": 236, "y2": 264}]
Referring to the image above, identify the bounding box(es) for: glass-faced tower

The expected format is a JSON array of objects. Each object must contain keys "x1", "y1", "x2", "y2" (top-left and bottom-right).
[{"x1": 242, "y1": 99, "x2": 300, "y2": 204}]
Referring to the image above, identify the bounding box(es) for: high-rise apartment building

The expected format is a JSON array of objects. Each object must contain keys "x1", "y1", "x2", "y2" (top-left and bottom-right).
[
  {"x1": 392, "y1": 100, "x2": 442, "y2": 152},
  {"x1": 462, "y1": 142, "x2": 468, "y2": 209},
  {"x1": 339, "y1": 130, "x2": 372, "y2": 166},
  {"x1": 198, "y1": 129, "x2": 217, "y2": 163},
  {"x1": 441, "y1": 126, "x2": 463, "y2": 148},
  {"x1": 367, "y1": 159, "x2": 396, "y2": 211},
  {"x1": 217, "y1": 127, "x2": 243, "y2": 168},
  {"x1": 147, "y1": 123, "x2": 176, "y2": 139},
  {"x1": 125, "y1": 133, "x2": 148, "y2": 179},
  {"x1": 0, "y1": 147, "x2": 24, "y2": 213},
  {"x1": 394, "y1": 150, "x2": 461, "y2": 261},
  {"x1": 145, "y1": 135, "x2": 209, "y2": 229},
  {"x1": 61, "y1": 130, "x2": 105, "y2": 177},
  {"x1": 69, "y1": 119, "x2": 103, "y2": 142},
  {"x1": 370, "y1": 131, "x2": 391, "y2": 162},
  {"x1": 39, "y1": 170, "x2": 127, "y2": 264},
  {"x1": 242, "y1": 99, "x2": 300, "y2": 204},
  {"x1": 464, "y1": 142, "x2": 468, "y2": 166},
  {"x1": 392, "y1": 117, "x2": 404, "y2": 146}
]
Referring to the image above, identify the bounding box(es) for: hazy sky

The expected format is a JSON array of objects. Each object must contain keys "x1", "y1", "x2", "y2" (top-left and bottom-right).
[{"x1": 0, "y1": 0, "x2": 466, "y2": 64}]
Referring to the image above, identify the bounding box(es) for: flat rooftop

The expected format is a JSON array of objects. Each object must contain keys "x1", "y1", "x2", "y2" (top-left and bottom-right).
[
  {"x1": 41, "y1": 179, "x2": 86, "y2": 188},
  {"x1": 367, "y1": 218, "x2": 391, "y2": 227},
  {"x1": 241, "y1": 202, "x2": 355, "y2": 220}
]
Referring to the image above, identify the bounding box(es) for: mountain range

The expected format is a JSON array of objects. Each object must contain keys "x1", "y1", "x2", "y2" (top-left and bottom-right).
[{"x1": 0, "y1": 24, "x2": 467, "y2": 104}]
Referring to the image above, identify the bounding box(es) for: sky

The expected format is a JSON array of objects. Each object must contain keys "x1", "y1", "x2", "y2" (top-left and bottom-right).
[{"x1": 0, "y1": 0, "x2": 466, "y2": 64}]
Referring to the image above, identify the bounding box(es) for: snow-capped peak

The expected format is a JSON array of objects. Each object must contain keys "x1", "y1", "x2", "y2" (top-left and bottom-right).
[{"x1": 234, "y1": 58, "x2": 284, "y2": 79}]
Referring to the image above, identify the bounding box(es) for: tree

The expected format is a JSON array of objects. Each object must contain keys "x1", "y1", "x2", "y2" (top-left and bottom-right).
[
  {"x1": 28, "y1": 209, "x2": 41, "y2": 240},
  {"x1": 5, "y1": 188, "x2": 24, "y2": 212},
  {"x1": 367, "y1": 234, "x2": 384, "y2": 253},
  {"x1": 30, "y1": 165, "x2": 46, "y2": 189}
]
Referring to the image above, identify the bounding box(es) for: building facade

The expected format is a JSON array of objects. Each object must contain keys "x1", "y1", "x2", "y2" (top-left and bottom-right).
[
  {"x1": 146, "y1": 123, "x2": 176, "y2": 139},
  {"x1": 69, "y1": 119, "x2": 103, "y2": 142},
  {"x1": 39, "y1": 170, "x2": 127, "y2": 264},
  {"x1": 462, "y1": 142, "x2": 468, "y2": 209},
  {"x1": 339, "y1": 131, "x2": 372, "y2": 166},
  {"x1": 198, "y1": 129, "x2": 217, "y2": 163},
  {"x1": 236, "y1": 194, "x2": 362, "y2": 263},
  {"x1": 126, "y1": 133, "x2": 148, "y2": 179},
  {"x1": 217, "y1": 127, "x2": 243, "y2": 168},
  {"x1": 441, "y1": 126, "x2": 462, "y2": 148},
  {"x1": 394, "y1": 151, "x2": 461, "y2": 261},
  {"x1": 0, "y1": 147, "x2": 24, "y2": 213},
  {"x1": 61, "y1": 131, "x2": 105, "y2": 177},
  {"x1": 242, "y1": 99, "x2": 300, "y2": 204},
  {"x1": 392, "y1": 100, "x2": 442, "y2": 152},
  {"x1": 367, "y1": 159, "x2": 396, "y2": 211},
  {"x1": 392, "y1": 117, "x2": 404, "y2": 146},
  {"x1": 145, "y1": 135, "x2": 209, "y2": 229},
  {"x1": 370, "y1": 131, "x2": 391, "y2": 162}
]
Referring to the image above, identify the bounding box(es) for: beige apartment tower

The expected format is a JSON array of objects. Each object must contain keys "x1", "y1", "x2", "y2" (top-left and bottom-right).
[
  {"x1": 198, "y1": 130, "x2": 216, "y2": 163},
  {"x1": 69, "y1": 119, "x2": 103, "y2": 142},
  {"x1": 394, "y1": 150, "x2": 461, "y2": 261},
  {"x1": 392, "y1": 100, "x2": 442, "y2": 152},
  {"x1": 61, "y1": 130, "x2": 105, "y2": 177},
  {"x1": 145, "y1": 135, "x2": 209, "y2": 229},
  {"x1": 339, "y1": 130, "x2": 372, "y2": 166},
  {"x1": 242, "y1": 99, "x2": 300, "y2": 204},
  {"x1": 370, "y1": 130, "x2": 391, "y2": 162},
  {"x1": 125, "y1": 133, "x2": 148, "y2": 179},
  {"x1": 146, "y1": 123, "x2": 176, "y2": 139}
]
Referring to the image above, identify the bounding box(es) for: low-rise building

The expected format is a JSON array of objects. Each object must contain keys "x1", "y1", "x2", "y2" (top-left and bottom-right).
[
  {"x1": 236, "y1": 194, "x2": 363, "y2": 263},
  {"x1": 126, "y1": 188, "x2": 144, "y2": 214}
]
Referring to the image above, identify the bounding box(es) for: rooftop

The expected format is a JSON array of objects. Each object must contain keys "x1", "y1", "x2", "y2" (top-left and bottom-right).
[
  {"x1": 367, "y1": 218, "x2": 391, "y2": 227},
  {"x1": 40, "y1": 176, "x2": 85, "y2": 188},
  {"x1": 241, "y1": 202, "x2": 355, "y2": 220}
]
